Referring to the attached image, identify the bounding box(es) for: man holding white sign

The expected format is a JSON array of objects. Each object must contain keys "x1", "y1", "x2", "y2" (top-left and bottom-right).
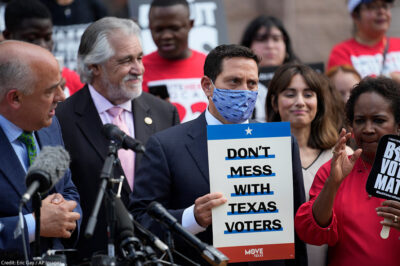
[{"x1": 130, "y1": 44, "x2": 306, "y2": 265}]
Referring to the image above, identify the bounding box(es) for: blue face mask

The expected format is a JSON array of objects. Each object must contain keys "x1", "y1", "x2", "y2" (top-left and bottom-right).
[{"x1": 211, "y1": 87, "x2": 258, "y2": 123}]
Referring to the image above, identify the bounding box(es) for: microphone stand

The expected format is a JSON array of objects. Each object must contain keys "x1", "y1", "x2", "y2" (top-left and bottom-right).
[
  {"x1": 87, "y1": 139, "x2": 156, "y2": 265},
  {"x1": 32, "y1": 191, "x2": 42, "y2": 258},
  {"x1": 105, "y1": 189, "x2": 117, "y2": 259},
  {"x1": 85, "y1": 140, "x2": 121, "y2": 261}
]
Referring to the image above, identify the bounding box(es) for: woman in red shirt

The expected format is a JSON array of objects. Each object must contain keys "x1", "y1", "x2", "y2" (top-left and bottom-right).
[{"x1": 295, "y1": 76, "x2": 400, "y2": 265}]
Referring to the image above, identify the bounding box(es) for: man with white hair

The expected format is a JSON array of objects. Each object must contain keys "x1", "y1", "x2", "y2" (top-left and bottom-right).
[{"x1": 56, "y1": 17, "x2": 179, "y2": 262}]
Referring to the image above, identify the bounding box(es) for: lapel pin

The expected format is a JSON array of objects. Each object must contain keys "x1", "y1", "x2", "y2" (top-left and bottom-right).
[{"x1": 144, "y1": 117, "x2": 153, "y2": 125}]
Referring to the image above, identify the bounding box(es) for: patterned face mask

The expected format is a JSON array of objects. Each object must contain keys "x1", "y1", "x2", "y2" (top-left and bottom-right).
[{"x1": 211, "y1": 87, "x2": 258, "y2": 123}]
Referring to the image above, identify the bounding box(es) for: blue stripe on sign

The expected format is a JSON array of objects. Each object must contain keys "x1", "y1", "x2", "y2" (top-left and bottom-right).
[
  {"x1": 227, "y1": 173, "x2": 276, "y2": 179},
  {"x1": 207, "y1": 122, "x2": 290, "y2": 140},
  {"x1": 227, "y1": 210, "x2": 279, "y2": 215},
  {"x1": 225, "y1": 154, "x2": 275, "y2": 160},
  {"x1": 231, "y1": 191, "x2": 274, "y2": 197},
  {"x1": 224, "y1": 228, "x2": 283, "y2": 234}
]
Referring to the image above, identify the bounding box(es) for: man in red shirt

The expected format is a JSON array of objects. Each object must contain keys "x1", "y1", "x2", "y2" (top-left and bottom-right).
[{"x1": 143, "y1": 0, "x2": 207, "y2": 122}]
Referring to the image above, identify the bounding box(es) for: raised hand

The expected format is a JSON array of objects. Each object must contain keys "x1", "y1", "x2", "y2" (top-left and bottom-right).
[
  {"x1": 312, "y1": 129, "x2": 362, "y2": 227},
  {"x1": 329, "y1": 128, "x2": 362, "y2": 187}
]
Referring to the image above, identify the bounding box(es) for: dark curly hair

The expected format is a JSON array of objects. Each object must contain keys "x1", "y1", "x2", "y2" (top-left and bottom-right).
[{"x1": 345, "y1": 76, "x2": 400, "y2": 125}]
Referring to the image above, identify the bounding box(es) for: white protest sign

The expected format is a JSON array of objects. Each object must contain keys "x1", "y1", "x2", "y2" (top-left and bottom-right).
[
  {"x1": 207, "y1": 122, "x2": 294, "y2": 263},
  {"x1": 147, "y1": 78, "x2": 207, "y2": 122}
]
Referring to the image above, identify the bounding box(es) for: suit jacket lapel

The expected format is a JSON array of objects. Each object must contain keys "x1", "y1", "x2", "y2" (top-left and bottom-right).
[
  {"x1": 132, "y1": 95, "x2": 155, "y2": 144},
  {"x1": 120, "y1": 96, "x2": 156, "y2": 196},
  {"x1": 70, "y1": 86, "x2": 135, "y2": 201},
  {"x1": 72, "y1": 89, "x2": 156, "y2": 196},
  {"x1": 0, "y1": 127, "x2": 32, "y2": 211},
  {"x1": 186, "y1": 113, "x2": 209, "y2": 184},
  {"x1": 35, "y1": 125, "x2": 51, "y2": 148},
  {"x1": 74, "y1": 86, "x2": 109, "y2": 161}
]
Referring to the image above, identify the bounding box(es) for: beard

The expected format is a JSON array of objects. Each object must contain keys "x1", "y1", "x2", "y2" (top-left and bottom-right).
[{"x1": 101, "y1": 73, "x2": 143, "y2": 104}]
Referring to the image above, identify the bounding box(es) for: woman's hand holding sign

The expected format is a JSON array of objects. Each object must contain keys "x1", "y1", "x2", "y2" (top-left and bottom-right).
[{"x1": 377, "y1": 200, "x2": 400, "y2": 231}]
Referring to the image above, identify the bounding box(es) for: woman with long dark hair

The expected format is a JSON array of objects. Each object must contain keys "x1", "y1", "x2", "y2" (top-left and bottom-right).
[{"x1": 267, "y1": 63, "x2": 351, "y2": 266}]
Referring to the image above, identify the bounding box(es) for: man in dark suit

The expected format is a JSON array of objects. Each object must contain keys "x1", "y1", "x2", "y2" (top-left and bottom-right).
[
  {"x1": 0, "y1": 41, "x2": 81, "y2": 258},
  {"x1": 130, "y1": 44, "x2": 307, "y2": 265},
  {"x1": 56, "y1": 17, "x2": 179, "y2": 262}
]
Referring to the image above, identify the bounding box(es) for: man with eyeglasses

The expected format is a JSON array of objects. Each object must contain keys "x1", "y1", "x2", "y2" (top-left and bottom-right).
[{"x1": 327, "y1": 0, "x2": 400, "y2": 83}]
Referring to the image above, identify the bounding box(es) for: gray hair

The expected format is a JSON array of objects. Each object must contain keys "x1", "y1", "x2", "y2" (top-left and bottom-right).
[
  {"x1": 77, "y1": 17, "x2": 142, "y2": 84},
  {"x1": 0, "y1": 59, "x2": 34, "y2": 100}
]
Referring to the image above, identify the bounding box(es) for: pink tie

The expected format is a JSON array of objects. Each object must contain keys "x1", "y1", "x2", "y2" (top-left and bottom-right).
[{"x1": 107, "y1": 106, "x2": 135, "y2": 190}]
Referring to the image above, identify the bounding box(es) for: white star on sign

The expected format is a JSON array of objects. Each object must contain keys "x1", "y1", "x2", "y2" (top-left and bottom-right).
[{"x1": 245, "y1": 127, "x2": 253, "y2": 135}]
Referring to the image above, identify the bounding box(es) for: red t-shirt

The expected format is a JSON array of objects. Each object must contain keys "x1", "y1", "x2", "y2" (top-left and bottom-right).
[
  {"x1": 62, "y1": 67, "x2": 83, "y2": 97},
  {"x1": 327, "y1": 37, "x2": 400, "y2": 78},
  {"x1": 295, "y1": 158, "x2": 400, "y2": 266},
  {"x1": 143, "y1": 50, "x2": 207, "y2": 122}
]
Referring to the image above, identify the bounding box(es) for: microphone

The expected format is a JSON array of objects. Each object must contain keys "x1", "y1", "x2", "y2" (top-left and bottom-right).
[
  {"x1": 147, "y1": 202, "x2": 229, "y2": 266},
  {"x1": 131, "y1": 214, "x2": 169, "y2": 253},
  {"x1": 21, "y1": 146, "x2": 70, "y2": 205},
  {"x1": 102, "y1": 124, "x2": 146, "y2": 153},
  {"x1": 114, "y1": 197, "x2": 144, "y2": 262},
  {"x1": 115, "y1": 198, "x2": 164, "y2": 265}
]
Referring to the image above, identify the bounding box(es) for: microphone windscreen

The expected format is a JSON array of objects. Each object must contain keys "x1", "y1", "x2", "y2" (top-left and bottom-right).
[
  {"x1": 115, "y1": 197, "x2": 135, "y2": 242},
  {"x1": 26, "y1": 146, "x2": 70, "y2": 190},
  {"x1": 102, "y1": 124, "x2": 123, "y2": 142},
  {"x1": 147, "y1": 201, "x2": 177, "y2": 227},
  {"x1": 147, "y1": 201, "x2": 162, "y2": 220}
]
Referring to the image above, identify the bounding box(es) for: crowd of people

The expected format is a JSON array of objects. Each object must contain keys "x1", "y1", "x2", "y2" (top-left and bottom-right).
[{"x1": 1, "y1": 0, "x2": 400, "y2": 265}]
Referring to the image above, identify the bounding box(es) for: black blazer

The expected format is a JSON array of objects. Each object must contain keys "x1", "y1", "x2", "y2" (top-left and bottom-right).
[
  {"x1": 55, "y1": 85, "x2": 179, "y2": 262},
  {"x1": 130, "y1": 113, "x2": 307, "y2": 265}
]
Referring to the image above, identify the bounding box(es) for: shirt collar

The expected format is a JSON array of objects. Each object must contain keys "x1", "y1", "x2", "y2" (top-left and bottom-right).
[
  {"x1": 205, "y1": 108, "x2": 249, "y2": 125},
  {"x1": 0, "y1": 114, "x2": 25, "y2": 143},
  {"x1": 88, "y1": 84, "x2": 132, "y2": 113}
]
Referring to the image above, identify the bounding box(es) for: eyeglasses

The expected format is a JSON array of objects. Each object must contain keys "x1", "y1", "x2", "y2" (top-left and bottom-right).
[
  {"x1": 361, "y1": 1, "x2": 393, "y2": 11},
  {"x1": 253, "y1": 33, "x2": 285, "y2": 43}
]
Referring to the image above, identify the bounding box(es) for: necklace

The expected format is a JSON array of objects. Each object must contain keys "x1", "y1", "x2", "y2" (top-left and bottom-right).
[{"x1": 360, "y1": 157, "x2": 372, "y2": 172}]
